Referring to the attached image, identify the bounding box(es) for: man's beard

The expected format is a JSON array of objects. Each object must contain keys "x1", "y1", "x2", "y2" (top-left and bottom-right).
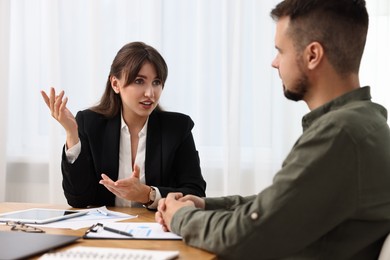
[{"x1": 283, "y1": 67, "x2": 309, "y2": 102}]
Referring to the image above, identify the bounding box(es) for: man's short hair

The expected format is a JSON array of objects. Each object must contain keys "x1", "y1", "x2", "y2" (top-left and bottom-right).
[{"x1": 271, "y1": 0, "x2": 369, "y2": 75}]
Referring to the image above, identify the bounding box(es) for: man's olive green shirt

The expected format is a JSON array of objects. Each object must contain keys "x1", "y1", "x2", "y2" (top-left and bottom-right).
[{"x1": 171, "y1": 87, "x2": 390, "y2": 259}]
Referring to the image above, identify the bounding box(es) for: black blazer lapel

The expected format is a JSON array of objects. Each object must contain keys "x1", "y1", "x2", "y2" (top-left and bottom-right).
[
  {"x1": 145, "y1": 112, "x2": 162, "y2": 185},
  {"x1": 101, "y1": 114, "x2": 121, "y2": 181}
]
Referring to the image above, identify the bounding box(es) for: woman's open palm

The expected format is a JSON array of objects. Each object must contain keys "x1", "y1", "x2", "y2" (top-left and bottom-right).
[{"x1": 41, "y1": 87, "x2": 77, "y2": 133}]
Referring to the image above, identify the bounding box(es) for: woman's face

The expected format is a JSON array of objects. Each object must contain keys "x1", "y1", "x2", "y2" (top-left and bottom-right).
[{"x1": 111, "y1": 62, "x2": 163, "y2": 122}]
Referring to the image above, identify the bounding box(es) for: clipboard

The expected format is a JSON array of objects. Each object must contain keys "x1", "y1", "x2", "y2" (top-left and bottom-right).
[{"x1": 83, "y1": 222, "x2": 182, "y2": 240}]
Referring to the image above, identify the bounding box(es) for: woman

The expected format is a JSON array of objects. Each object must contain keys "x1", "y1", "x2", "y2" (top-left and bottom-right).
[{"x1": 41, "y1": 42, "x2": 206, "y2": 209}]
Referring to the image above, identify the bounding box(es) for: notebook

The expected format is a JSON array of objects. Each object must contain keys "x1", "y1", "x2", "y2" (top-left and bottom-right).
[
  {"x1": 0, "y1": 231, "x2": 80, "y2": 260},
  {"x1": 39, "y1": 246, "x2": 179, "y2": 260}
]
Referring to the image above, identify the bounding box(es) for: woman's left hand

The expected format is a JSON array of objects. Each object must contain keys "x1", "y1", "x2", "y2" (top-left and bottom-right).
[{"x1": 100, "y1": 165, "x2": 150, "y2": 203}]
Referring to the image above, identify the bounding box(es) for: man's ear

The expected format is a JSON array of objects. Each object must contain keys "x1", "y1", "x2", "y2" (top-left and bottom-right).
[
  {"x1": 304, "y1": 42, "x2": 324, "y2": 70},
  {"x1": 110, "y1": 76, "x2": 120, "y2": 94}
]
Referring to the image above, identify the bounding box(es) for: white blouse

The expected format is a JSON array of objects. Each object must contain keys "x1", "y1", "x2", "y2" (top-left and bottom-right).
[{"x1": 65, "y1": 113, "x2": 161, "y2": 208}]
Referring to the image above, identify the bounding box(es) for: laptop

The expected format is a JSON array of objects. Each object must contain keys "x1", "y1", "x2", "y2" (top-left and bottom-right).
[
  {"x1": 0, "y1": 231, "x2": 80, "y2": 259},
  {"x1": 0, "y1": 208, "x2": 88, "y2": 224}
]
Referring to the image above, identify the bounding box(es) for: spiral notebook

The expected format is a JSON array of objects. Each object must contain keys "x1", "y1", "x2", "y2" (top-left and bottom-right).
[{"x1": 39, "y1": 246, "x2": 179, "y2": 260}]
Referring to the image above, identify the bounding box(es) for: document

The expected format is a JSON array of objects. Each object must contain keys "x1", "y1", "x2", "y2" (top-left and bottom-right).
[
  {"x1": 83, "y1": 222, "x2": 182, "y2": 240},
  {"x1": 33, "y1": 206, "x2": 137, "y2": 230}
]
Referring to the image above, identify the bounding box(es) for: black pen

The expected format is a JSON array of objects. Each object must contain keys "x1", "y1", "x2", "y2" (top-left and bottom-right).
[{"x1": 103, "y1": 225, "x2": 133, "y2": 237}]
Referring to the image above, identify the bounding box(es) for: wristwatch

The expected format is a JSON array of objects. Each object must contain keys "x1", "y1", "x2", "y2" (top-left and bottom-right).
[{"x1": 143, "y1": 186, "x2": 156, "y2": 207}]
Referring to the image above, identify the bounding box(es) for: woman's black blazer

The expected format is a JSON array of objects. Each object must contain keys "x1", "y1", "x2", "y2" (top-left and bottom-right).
[{"x1": 61, "y1": 109, "x2": 206, "y2": 208}]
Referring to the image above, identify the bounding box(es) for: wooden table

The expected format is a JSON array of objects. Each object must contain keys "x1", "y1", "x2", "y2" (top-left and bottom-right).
[{"x1": 0, "y1": 202, "x2": 216, "y2": 259}]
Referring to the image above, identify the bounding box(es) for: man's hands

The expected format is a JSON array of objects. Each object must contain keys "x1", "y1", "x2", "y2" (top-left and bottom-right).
[
  {"x1": 99, "y1": 165, "x2": 150, "y2": 204},
  {"x1": 155, "y1": 193, "x2": 205, "y2": 232}
]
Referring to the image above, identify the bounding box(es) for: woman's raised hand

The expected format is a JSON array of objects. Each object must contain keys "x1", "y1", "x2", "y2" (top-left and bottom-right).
[{"x1": 41, "y1": 87, "x2": 79, "y2": 148}]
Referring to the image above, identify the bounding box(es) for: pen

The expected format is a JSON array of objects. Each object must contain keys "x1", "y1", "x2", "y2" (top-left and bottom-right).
[
  {"x1": 103, "y1": 225, "x2": 133, "y2": 237},
  {"x1": 96, "y1": 208, "x2": 108, "y2": 216}
]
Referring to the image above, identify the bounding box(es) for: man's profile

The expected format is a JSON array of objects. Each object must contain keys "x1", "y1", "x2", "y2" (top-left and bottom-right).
[{"x1": 156, "y1": 1, "x2": 390, "y2": 259}]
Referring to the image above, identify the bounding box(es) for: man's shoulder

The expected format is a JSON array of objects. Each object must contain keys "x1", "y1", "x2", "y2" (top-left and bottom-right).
[
  {"x1": 320, "y1": 101, "x2": 389, "y2": 140},
  {"x1": 330, "y1": 101, "x2": 386, "y2": 125}
]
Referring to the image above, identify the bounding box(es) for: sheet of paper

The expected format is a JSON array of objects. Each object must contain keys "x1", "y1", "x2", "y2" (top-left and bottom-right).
[
  {"x1": 84, "y1": 222, "x2": 182, "y2": 240},
  {"x1": 33, "y1": 206, "x2": 137, "y2": 230}
]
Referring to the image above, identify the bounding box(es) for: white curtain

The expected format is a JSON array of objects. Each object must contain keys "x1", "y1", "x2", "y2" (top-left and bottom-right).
[
  {"x1": 0, "y1": 0, "x2": 10, "y2": 202},
  {"x1": 2, "y1": 0, "x2": 389, "y2": 204},
  {"x1": 361, "y1": 0, "x2": 390, "y2": 109}
]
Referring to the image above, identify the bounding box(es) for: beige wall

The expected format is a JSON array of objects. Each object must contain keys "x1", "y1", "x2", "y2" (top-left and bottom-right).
[{"x1": 6, "y1": 162, "x2": 51, "y2": 203}]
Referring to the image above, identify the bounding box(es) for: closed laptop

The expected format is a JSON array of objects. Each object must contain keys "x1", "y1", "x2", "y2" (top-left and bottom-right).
[{"x1": 0, "y1": 231, "x2": 79, "y2": 260}]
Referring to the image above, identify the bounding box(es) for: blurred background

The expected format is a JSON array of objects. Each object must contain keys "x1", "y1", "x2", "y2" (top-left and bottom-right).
[{"x1": 0, "y1": 0, "x2": 389, "y2": 204}]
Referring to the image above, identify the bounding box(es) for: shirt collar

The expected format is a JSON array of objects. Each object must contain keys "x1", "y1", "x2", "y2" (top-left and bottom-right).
[
  {"x1": 120, "y1": 112, "x2": 149, "y2": 137},
  {"x1": 302, "y1": 86, "x2": 372, "y2": 130}
]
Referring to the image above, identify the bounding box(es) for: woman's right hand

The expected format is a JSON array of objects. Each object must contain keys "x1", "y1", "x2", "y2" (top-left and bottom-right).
[{"x1": 41, "y1": 87, "x2": 79, "y2": 148}]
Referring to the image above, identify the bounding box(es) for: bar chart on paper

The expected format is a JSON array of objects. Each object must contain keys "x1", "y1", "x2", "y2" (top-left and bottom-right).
[{"x1": 84, "y1": 222, "x2": 182, "y2": 240}]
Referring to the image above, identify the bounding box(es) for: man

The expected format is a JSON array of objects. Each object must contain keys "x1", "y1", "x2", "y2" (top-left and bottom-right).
[{"x1": 156, "y1": 0, "x2": 390, "y2": 259}]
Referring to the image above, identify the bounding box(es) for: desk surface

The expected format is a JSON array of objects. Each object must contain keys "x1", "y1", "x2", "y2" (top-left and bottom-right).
[{"x1": 0, "y1": 202, "x2": 216, "y2": 260}]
